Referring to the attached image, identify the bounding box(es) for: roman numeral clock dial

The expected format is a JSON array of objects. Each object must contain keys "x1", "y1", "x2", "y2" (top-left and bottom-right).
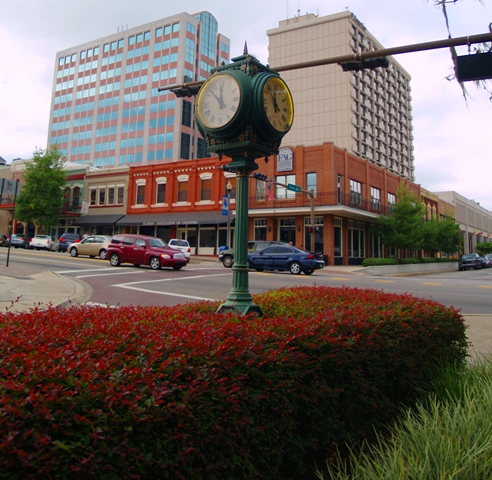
[
  {"x1": 196, "y1": 74, "x2": 241, "y2": 130},
  {"x1": 262, "y1": 76, "x2": 294, "y2": 134}
]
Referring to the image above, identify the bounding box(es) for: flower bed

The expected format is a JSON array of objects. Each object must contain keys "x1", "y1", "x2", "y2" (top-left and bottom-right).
[{"x1": 0, "y1": 286, "x2": 467, "y2": 479}]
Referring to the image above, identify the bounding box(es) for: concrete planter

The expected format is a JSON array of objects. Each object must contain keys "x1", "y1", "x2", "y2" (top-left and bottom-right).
[{"x1": 362, "y1": 262, "x2": 459, "y2": 276}]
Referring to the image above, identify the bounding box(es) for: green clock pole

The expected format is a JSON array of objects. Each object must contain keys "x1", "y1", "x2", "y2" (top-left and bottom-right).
[{"x1": 217, "y1": 155, "x2": 262, "y2": 316}]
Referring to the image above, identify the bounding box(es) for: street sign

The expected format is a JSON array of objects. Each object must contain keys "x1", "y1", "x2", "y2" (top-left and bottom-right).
[
  {"x1": 222, "y1": 195, "x2": 229, "y2": 215},
  {"x1": 287, "y1": 183, "x2": 301, "y2": 193}
]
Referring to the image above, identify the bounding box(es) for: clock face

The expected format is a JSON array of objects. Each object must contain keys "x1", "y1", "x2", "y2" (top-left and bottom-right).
[
  {"x1": 196, "y1": 74, "x2": 241, "y2": 130},
  {"x1": 262, "y1": 76, "x2": 294, "y2": 133}
]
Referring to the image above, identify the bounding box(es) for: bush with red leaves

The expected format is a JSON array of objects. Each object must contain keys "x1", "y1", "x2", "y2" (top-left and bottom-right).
[{"x1": 0, "y1": 286, "x2": 467, "y2": 479}]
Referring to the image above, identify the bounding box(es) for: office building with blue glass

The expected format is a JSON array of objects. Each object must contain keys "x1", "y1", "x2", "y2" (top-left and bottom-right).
[{"x1": 48, "y1": 11, "x2": 230, "y2": 168}]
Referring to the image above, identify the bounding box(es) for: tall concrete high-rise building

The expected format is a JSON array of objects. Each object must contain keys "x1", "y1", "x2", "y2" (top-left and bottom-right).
[
  {"x1": 48, "y1": 11, "x2": 230, "y2": 168},
  {"x1": 268, "y1": 11, "x2": 415, "y2": 181}
]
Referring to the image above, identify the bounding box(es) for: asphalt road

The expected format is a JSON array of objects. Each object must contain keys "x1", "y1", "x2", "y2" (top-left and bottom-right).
[{"x1": 1, "y1": 248, "x2": 492, "y2": 314}]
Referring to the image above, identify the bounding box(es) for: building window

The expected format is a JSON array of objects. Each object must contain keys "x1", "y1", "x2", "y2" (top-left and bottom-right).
[
  {"x1": 371, "y1": 187, "x2": 381, "y2": 210},
  {"x1": 337, "y1": 175, "x2": 342, "y2": 204},
  {"x1": 276, "y1": 174, "x2": 295, "y2": 199},
  {"x1": 117, "y1": 187, "x2": 124, "y2": 204},
  {"x1": 256, "y1": 178, "x2": 266, "y2": 201},
  {"x1": 178, "y1": 180, "x2": 188, "y2": 202},
  {"x1": 90, "y1": 189, "x2": 97, "y2": 206},
  {"x1": 180, "y1": 132, "x2": 190, "y2": 159},
  {"x1": 63, "y1": 187, "x2": 70, "y2": 211},
  {"x1": 182, "y1": 100, "x2": 192, "y2": 127},
  {"x1": 108, "y1": 187, "x2": 115, "y2": 205},
  {"x1": 388, "y1": 192, "x2": 396, "y2": 212},
  {"x1": 156, "y1": 182, "x2": 166, "y2": 204},
  {"x1": 99, "y1": 188, "x2": 106, "y2": 205},
  {"x1": 136, "y1": 184, "x2": 145, "y2": 205},
  {"x1": 225, "y1": 177, "x2": 236, "y2": 200},
  {"x1": 254, "y1": 218, "x2": 267, "y2": 241},
  {"x1": 348, "y1": 221, "x2": 365, "y2": 258},
  {"x1": 334, "y1": 217, "x2": 342, "y2": 257},
  {"x1": 200, "y1": 178, "x2": 212, "y2": 201},
  {"x1": 350, "y1": 179, "x2": 362, "y2": 205},
  {"x1": 72, "y1": 187, "x2": 80, "y2": 208},
  {"x1": 306, "y1": 172, "x2": 317, "y2": 196}
]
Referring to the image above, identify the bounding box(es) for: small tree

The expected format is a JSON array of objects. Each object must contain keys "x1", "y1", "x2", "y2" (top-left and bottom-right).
[
  {"x1": 16, "y1": 147, "x2": 66, "y2": 234},
  {"x1": 421, "y1": 216, "x2": 463, "y2": 256},
  {"x1": 377, "y1": 183, "x2": 425, "y2": 255}
]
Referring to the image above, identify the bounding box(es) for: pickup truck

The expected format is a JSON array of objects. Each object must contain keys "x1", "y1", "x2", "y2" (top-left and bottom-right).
[{"x1": 219, "y1": 240, "x2": 286, "y2": 268}]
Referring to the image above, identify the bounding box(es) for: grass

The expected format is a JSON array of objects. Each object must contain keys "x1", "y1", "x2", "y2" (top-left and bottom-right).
[{"x1": 317, "y1": 354, "x2": 492, "y2": 480}]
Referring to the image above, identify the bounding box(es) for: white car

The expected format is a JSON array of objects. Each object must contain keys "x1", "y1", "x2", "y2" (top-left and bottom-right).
[
  {"x1": 30, "y1": 235, "x2": 56, "y2": 251},
  {"x1": 167, "y1": 238, "x2": 191, "y2": 259}
]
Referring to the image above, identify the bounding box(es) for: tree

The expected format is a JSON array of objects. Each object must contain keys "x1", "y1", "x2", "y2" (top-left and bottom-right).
[
  {"x1": 421, "y1": 215, "x2": 463, "y2": 255},
  {"x1": 377, "y1": 183, "x2": 425, "y2": 254},
  {"x1": 16, "y1": 147, "x2": 67, "y2": 234}
]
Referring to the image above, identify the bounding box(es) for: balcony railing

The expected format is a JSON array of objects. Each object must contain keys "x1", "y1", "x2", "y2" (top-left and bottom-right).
[{"x1": 249, "y1": 192, "x2": 392, "y2": 216}]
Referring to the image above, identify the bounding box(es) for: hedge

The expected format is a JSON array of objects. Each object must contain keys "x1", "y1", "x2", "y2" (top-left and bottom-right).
[
  {"x1": 0, "y1": 286, "x2": 467, "y2": 479},
  {"x1": 362, "y1": 257, "x2": 456, "y2": 267}
]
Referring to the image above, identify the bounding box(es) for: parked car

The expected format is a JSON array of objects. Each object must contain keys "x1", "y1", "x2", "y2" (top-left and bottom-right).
[
  {"x1": 167, "y1": 238, "x2": 192, "y2": 259},
  {"x1": 483, "y1": 254, "x2": 492, "y2": 268},
  {"x1": 0, "y1": 234, "x2": 8, "y2": 247},
  {"x1": 58, "y1": 233, "x2": 81, "y2": 252},
  {"x1": 458, "y1": 253, "x2": 483, "y2": 271},
  {"x1": 107, "y1": 234, "x2": 189, "y2": 270},
  {"x1": 219, "y1": 240, "x2": 287, "y2": 268},
  {"x1": 69, "y1": 235, "x2": 113, "y2": 260},
  {"x1": 248, "y1": 244, "x2": 325, "y2": 275},
  {"x1": 9, "y1": 233, "x2": 31, "y2": 249},
  {"x1": 30, "y1": 235, "x2": 56, "y2": 251}
]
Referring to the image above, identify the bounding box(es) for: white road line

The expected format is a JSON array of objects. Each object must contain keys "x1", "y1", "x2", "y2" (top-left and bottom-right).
[
  {"x1": 76, "y1": 271, "x2": 146, "y2": 279},
  {"x1": 115, "y1": 273, "x2": 231, "y2": 286},
  {"x1": 115, "y1": 284, "x2": 217, "y2": 301},
  {"x1": 58, "y1": 268, "x2": 116, "y2": 274}
]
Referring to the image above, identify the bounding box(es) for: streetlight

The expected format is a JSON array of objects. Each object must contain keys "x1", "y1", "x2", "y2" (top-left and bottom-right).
[{"x1": 226, "y1": 181, "x2": 232, "y2": 248}]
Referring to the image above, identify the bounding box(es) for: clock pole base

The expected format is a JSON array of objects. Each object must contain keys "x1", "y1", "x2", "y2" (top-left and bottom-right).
[{"x1": 216, "y1": 299, "x2": 263, "y2": 317}]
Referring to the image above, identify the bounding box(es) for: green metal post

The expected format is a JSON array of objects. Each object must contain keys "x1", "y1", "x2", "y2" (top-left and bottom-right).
[{"x1": 217, "y1": 155, "x2": 262, "y2": 316}]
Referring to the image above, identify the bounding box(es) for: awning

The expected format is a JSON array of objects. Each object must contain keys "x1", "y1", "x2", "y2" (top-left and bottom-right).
[
  {"x1": 116, "y1": 211, "x2": 232, "y2": 226},
  {"x1": 73, "y1": 214, "x2": 125, "y2": 226}
]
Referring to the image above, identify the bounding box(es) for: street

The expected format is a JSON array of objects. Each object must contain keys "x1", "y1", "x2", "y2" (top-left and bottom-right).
[{"x1": 1, "y1": 248, "x2": 492, "y2": 314}]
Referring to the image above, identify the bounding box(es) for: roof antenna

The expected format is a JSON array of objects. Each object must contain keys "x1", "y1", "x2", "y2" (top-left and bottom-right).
[{"x1": 243, "y1": 41, "x2": 248, "y2": 55}]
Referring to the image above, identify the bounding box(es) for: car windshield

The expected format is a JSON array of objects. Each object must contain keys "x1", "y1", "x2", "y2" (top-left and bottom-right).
[
  {"x1": 172, "y1": 240, "x2": 188, "y2": 246},
  {"x1": 147, "y1": 238, "x2": 166, "y2": 247}
]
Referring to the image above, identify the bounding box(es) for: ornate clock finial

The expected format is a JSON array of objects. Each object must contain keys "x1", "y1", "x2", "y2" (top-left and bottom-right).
[{"x1": 243, "y1": 41, "x2": 248, "y2": 55}]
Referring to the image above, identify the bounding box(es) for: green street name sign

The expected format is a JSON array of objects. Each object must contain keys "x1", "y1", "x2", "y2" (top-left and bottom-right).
[{"x1": 287, "y1": 183, "x2": 301, "y2": 193}]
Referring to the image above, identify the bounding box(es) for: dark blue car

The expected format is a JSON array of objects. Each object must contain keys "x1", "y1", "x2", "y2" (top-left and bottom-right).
[{"x1": 248, "y1": 245, "x2": 325, "y2": 275}]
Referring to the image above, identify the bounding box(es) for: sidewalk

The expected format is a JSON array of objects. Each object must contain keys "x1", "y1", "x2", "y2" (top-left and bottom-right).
[{"x1": 0, "y1": 263, "x2": 490, "y2": 359}]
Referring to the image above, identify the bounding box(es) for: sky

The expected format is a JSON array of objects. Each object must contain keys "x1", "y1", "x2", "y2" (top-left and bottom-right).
[{"x1": 1, "y1": 0, "x2": 491, "y2": 208}]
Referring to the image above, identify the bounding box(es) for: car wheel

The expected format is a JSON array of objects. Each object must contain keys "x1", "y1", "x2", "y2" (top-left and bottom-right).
[
  {"x1": 149, "y1": 257, "x2": 161, "y2": 270},
  {"x1": 172, "y1": 266, "x2": 183, "y2": 270},
  {"x1": 99, "y1": 249, "x2": 107, "y2": 260},
  {"x1": 222, "y1": 256, "x2": 233, "y2": 268},
  {"x1": 109, "y1": 253, "x2": 120, "y2": 267},
  {"x1": 303, "y1": 269, "x2": 314, "y2": 275},
  {"x1": 70, "y1": 247, "x2": 78, "y2": 257},
  {"x1": 289, "y1": 261, "x2": 302, "y2": 275}
]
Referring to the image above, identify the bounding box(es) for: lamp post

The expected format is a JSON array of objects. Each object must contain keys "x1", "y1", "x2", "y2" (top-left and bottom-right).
[{"x1": 226, "y1": 181, "x2": 232, "y2": 248}]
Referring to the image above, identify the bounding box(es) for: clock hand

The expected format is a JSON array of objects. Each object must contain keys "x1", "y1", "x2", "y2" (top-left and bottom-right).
[
  {"x1": 210, "y1": 90, "x2": 225, "y2": 109},
  {"x1": 271, "y1": 91, "x2": 280, "y2": 113}
]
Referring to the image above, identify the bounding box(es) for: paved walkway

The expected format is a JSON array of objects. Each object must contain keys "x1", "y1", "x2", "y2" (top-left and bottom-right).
[{"x1": 0, "y1": 261, "x2": 490, "y2": 360}]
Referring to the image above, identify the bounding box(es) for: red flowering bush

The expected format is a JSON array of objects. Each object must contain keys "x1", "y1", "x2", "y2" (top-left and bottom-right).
[{"x1": 0, "y1": 286, "x2": 467, "y2": 479}]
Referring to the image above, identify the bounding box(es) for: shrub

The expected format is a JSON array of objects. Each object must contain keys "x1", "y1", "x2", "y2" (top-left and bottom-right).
[
  {"x1": 318, "y1": 355, "x2": 492, "y2": 479},
  {"x1": 361, "y1": 258, "x2": 399, "y2": 267},
  {"x1": 0, "y1": 286, "x2": 467, "y2": 479}
]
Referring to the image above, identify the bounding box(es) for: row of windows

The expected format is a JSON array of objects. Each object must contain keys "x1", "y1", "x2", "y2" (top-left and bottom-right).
[
  {"x1": 102, "y1": 53, "x2": 123, "y2": 66},
  {"x1": 90, "y1": 186, "x2": 125, "y2": 206},
  {"x1": 127, "y1": 46, "x2": 150, "y2": 59},
  {"x1": 125, "y1": 61, "x2": 149, "y2": 73},
  {"x1": 155, "y1": 23, "x2": 180, "y2": 37},
  {"x1": 123, "y1": 76, "x2": 148, "y2": 88}
]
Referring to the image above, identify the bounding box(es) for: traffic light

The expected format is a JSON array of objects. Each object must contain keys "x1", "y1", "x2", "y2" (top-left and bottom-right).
[
  {"x1": 253, "y1": 172, "x2": 268, "y2": 181},
  {"x1": 339, "y1": 57, "x2": 389, "y2": 72}
]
